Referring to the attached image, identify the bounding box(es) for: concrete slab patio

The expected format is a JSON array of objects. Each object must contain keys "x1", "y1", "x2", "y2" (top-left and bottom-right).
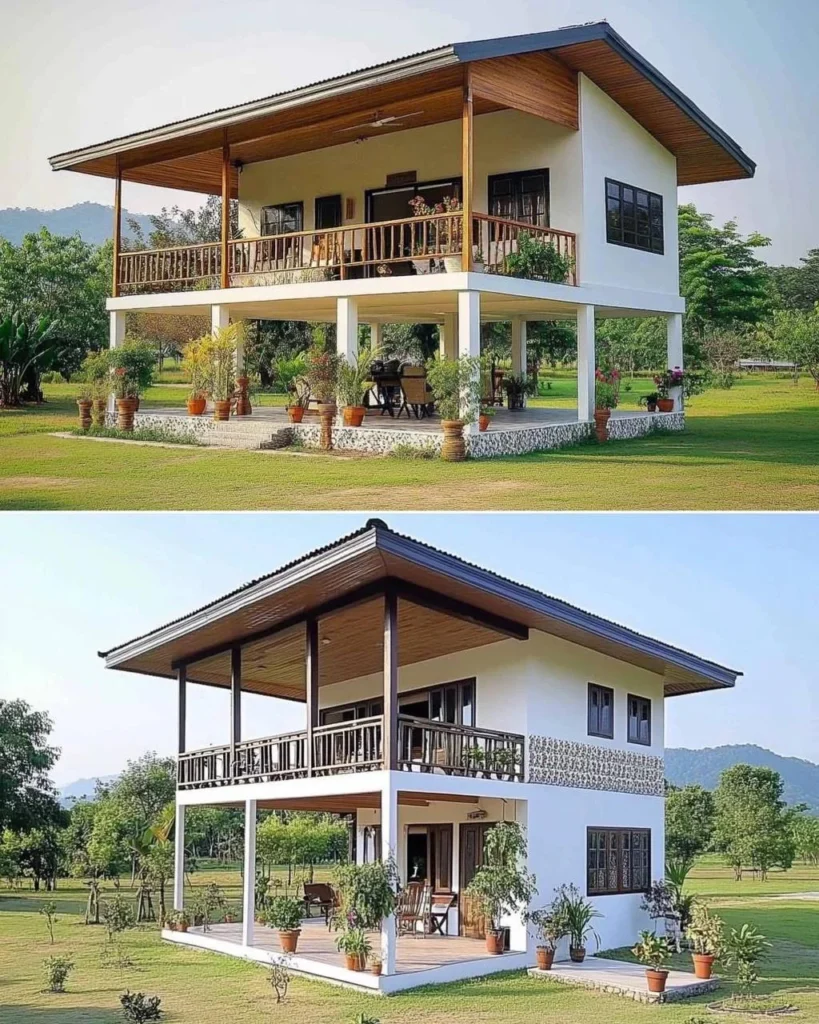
[{"x1": 529, "y1": 956, "x2": 720, "y2": 1004}]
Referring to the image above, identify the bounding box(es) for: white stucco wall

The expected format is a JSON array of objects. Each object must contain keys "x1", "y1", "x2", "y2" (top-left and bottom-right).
[{"x1": 578, "y1": 74, "x2": 680, "y2": 295}]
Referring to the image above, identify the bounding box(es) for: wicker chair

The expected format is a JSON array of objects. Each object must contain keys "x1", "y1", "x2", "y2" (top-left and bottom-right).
[{"x1": 398, "y1": 367, "x2": 433, "y2": 419}]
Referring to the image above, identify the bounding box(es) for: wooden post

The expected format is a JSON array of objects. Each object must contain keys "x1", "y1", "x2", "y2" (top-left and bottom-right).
[
  {"x1": 305, "y1": 618, "x2": 319, "y2": 777},
  {"x1": 112, "y1": 157, "x2": 122, "y2": 297},
  {"x1": 383, "y1": 589, "x2": 398, "y2": 770},
  {"x1": 461, "y1": 69, "x2": 474, "y2": 273},
  {"x1": 177, "y1": 666, "x2": 186, "y2": 755},
  {"x1": 220, "y1": 133, "x2": 230, "y2": 289},
  {"x1": 230, "y1": 647, "x2": 241, "y2": 778}
]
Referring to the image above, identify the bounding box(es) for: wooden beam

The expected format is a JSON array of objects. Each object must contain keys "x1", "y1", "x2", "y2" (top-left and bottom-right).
[
  {"x1": 395, "y1": 579, "x2": 529, "y2": 641},
  {"x1": 177, "y1": 665, "x2": 186, "y2": 755},
  {"x1": 112, "y1": 158, "x2": 122, "y2": 298},
  {"x1": 461, "y1": 67, "x2": 474, "y2": 272},
  {"x1": 220, "y1": 133, "x2": 230, "y2": 289},
  {"x1": 230, "y1": 646, "x2": 241, "y2": 778},
  {"x1": 305, "y1": 618, "x2": 318, "y2": 777},
  {"x1": 383, "y1": 589, "x2": 398, "y2": 770}
]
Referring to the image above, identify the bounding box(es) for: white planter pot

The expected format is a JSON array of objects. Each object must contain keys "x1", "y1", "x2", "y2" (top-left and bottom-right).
[
  {"x1": 412, "y1": 259, "x2": 431, "y2": 275},
  {"x1": 443, "y1": 256, "x2": 463, "y2": 273}
]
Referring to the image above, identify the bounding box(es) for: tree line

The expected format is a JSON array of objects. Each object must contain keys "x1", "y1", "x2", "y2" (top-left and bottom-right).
[{"x1": 2, "y1": 199, "x2": 819, "y2": 404}]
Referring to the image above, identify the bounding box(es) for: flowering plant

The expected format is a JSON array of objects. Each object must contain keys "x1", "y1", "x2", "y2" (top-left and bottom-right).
[
  {"x1": 654, "y1": 366, "x2": 684, "y2": 398},
  {"x1": 594, "y1": 368, "x2": 620, "y2": 410},
  {"x1": 408, "y1": 194, "x2": 462, "y2": 253}
]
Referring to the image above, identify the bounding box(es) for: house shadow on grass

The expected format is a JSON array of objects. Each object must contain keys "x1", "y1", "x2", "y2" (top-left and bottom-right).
[{"x1": 9, "y1": 1007, "x2": 114, "y2": 1024}]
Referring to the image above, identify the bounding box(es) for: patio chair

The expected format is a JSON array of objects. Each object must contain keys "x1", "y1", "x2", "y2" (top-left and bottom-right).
[
  {"x1": 398, "y1": 367, "x2": 433, "y2": 419},
  {"x1": 303, "y1": 882, "x2": 338, "y2": 926},
  {"x1": 429, "y1": 892, "x2": 456, "y2": 936},
  {"x1": 397, "y1": 881, "x2": 431, "y2": 936}
]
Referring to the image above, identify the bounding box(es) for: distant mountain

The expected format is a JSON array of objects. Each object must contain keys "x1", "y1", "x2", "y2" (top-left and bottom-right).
[
  {"x1": 666, "y1": 744, "x2": 819, "y2": 812},
  {"x1": 58, "y1": 774, "x2": 119, "y2": 807},
  {"x1": 0, "y1": 203, "x2": 153, "y2": 246}
]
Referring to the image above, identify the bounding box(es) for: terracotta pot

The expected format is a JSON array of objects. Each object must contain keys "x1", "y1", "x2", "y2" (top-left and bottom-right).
[
  {"x1": 317, "y1": 402, "x2": 336, "y2": 450},
  {"x1": 224, "y1": 913, "x2": 235, "y2": 924},
  {"x1": 133, "y1": 396, "x2": 140, "y2": 411},
  {"x1": 187, "y1": 396, "x2": 206, "y2": 416},
  {"x1": 593, "y1": 407, "x2": 611, "y2": 442},
  {"x1": 479, "y1": 414, "x2": 490, "y2": 432},
  {"x1": 116, "y1": 397, "x2": 137, "y2": 432},
  {"x1": 569, "y1": 945, "x2": 586, "y2": 963},
  {"x1": 443, "y1": 255, "x2": 462, "y2": 273},
  {"x1": 166, "y1": 921, "x2": 176, "y2": 932},
  {"x1": 536, "y1": 947, "x2": 554, "y2": 971},
  {"x1": 77, "y1": 399, "x2": 92, "y2": 430},
  {"x1": 692, "y1": 953, "x2": 715, "y2": 980},
  {"x1": 235, "y1": 376, "x2": 252, "y2": 416},
  {"x1": 287, "y1": 406, "x2": 305, "y2": 424},
  {"x1": 279, "y1": 929, "x2": 300, "y2": 954},
  {"x1": 657, "y1": 397, "x2": 675, "y2": 413},
  {"x1": 92, "y1": 398, "x2": 106, "y2": 427},
  {"x1": 485, "y1": 930, "x2": 504, "y2": 955},
  {"x1": 344, "y1": 953, "x2": 366, "y2": 972},
  {"x1": 177, "y1": 922, "x2": 188, "y2": 933},
  {"x1": 441, "y1": 419, "x2": 466, "y2": 462},
  {"x1": 370, "y1": 962, "x2": 382, "y2": 976},
  {"x1": 343, "y1": 405, "x2": 365, "y2": 427},
  {"x1": 213, "y1": 399, "x2": 232, "y2": 421},
  {"x1": 646, "y1": 968, "x2": 669, "y2": 994}
]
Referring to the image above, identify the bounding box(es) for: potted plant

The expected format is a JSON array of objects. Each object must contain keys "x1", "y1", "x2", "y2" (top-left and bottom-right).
[
  {"x1": 369, "y1": 954, "x2": 382, "y2": 977},
  {"x1": 304, "y1": 344, "x2": 340, "y2": 449},
  {"x1": 490, "y1": 747, "x2": 518, "y2": 780},
  {"x1": 201, "y1": 322, "x2": 245, "y2": 421},
  {"x1": 264, "y1": 895, "x2": 303, "y2": 954},
  {"x1": 503, "y1": 232, "x2": 574, "y2": 283},
  {"x1": 653, "y1": 367, "x2": 684, "y2": 412},
  {"x1": 109, "y1": 338, "x2": 155, "y2": 431},
  {"x1": 335, "y1": 926, "x2": 371, "y2": 972},
  {"x1": 687, "y1": 902, "x2": 723, "y2": 980},
  {"x1": 80, "y1": 351, "x2": 110, "y2": 427},
  {"x1": 593, "y1": 368, "x2": 620, "y2": 441},
  {"x1": 76, "y1": 380, "x2": 93, "y2": 430},
  {"x1": 337, "y1": 348, "x2": 380, "y2": 427},
  {"x1": 166, "y1": 909, "x2": 189, "y2": 933},
  {"x1": 558, "y1": 883, "x2": 601, "y2": 962},
  {"x1": 632, "y1": 930, "x2": 673, "y2": 994},
  {"x1": 479, "y1": 406, "x2": 494, "y2": 432},
  {"x1": 462, "y1": 744, "x2": 486, "y2": 777},
  {"x1": 501, "y1": 373, "x2": 535, "y2": 411},
  {"x1": 425, "y1": 354, "x2": 482, "y2": 461},
  {"x1": 525, "y1": 890, "x2": 570, "y2": 971},
  {"x1": 223, "y1": 905, "x2": 236, "y2": 924},
  {"x1": 408, "y1": 195, "x2": 462, "y2": 272},
  {"x1": 638, "y1": 391, "x2": 660, "y2": 414},
  {"x1": 463, "y1": 822, "x2": 537, "y2": 955},
  {"x1": 472, "y1": 247, "x2": 486, "y2": 273},
  {"x1": 182, "y1": 337, "x2": 208, "y2": 416},
  {"x1": 274, "y1": 353, "x2": 309, "y2": 423}
]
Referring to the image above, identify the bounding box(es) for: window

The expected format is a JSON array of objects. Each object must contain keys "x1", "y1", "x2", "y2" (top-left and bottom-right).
[
  {"x1": 320, "y1": 698, "x2": 383, "y2": 726},
  {"x1": 489, "y1": 169, "x2": 549, "y2": 226},
  {"x1": 588, "y1": 683, "x2": 614, "y2": 739},
  {"x1": 605, "y1": 178, "x2": 664, "y2": 254},
  {"x1": 627, "y1": 694, "x2": 652, "y2": 745},
  {"x1": 407, "y1": 824, "x2": 453, "y2": 890},
  {"x1": 260, "y1": 202, "x2": 303, "y2": 236},
  {"x1": 587, "y1": 827, "x2": 651, "y2": 895}
]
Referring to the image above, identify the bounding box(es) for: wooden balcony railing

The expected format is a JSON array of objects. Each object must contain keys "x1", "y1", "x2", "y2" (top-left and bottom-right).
[
  {"x1": 117, "y1": 212, "x2": 578, "y2": 294},
  {"x1": 177, "y1": 715, "x2": 524, "y2": 789}
]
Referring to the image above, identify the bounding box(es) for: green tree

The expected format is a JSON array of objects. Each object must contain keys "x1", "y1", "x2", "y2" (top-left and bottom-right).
[
  {"x1": 713, "y1": 764, "x2": 795, "y2": 880},
  {"x1": 790, "y1": 810, "x2": 819, "y2": 865},
  {"x1": 771, "y1": 304, "x2": 819, "y2": 387},
  {"x1": 678, "y1": 204, "x2": 773, "y2": 336},
  {"x1": 665, "y1": 783, "x2": 715, "y2": 863},
  {"x1": 0, "y1": 699, "x2": 60, "y2": 831},
  {"x1": 767, "y1": 248, "x2": 819, "y2": 310},
  {"x1": 125, "y1": 196, "x2": 239, "y2": 249}
]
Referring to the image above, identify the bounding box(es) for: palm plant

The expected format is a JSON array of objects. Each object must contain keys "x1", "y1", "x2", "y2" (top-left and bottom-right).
[
  {"x1": 556, "y1": 883, "x2": 602, "y2": 959},
  {"x1": 336, "y1": 347, "x2": 380, "y2": 409},
  {"x1": 201, "y1": 322, "x2": 247, "y2": 402},
  {"x1": 0, "y1": 312, "x2": 60, "y2": 406}
]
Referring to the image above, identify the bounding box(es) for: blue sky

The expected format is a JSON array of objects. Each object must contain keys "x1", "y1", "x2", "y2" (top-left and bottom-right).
[
  {"x1": 0, "y1": 513, "x2": 815, "y2": 785},
  {"x1": 4, "y1": 0, "x2": 818, "y2": 264}
]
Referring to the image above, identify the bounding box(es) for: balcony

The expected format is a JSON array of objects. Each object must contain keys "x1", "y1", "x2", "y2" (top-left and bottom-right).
[
  {"x1": 177, "y1": 714, "x2": 525, "y2": 789},
  {"x1": 117, "y1": 212, "x2": 577, "y2": 295}
]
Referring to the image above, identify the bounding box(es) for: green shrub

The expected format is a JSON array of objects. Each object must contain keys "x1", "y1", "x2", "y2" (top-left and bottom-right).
[
  {"x1": 120, "y1": 991, "x2": 163, "y2": 1022},
  {"x1": 40, "y1": 370, "x2": 65, "y2": 384},
  {"x1": 503, "y1": 232, "x2": 574, "y2": 283},
  {"x1": 70, "y1": 425, "x2": 203, "y2": 446},
  {"x1": 264, "y1": 895, "x2": 304, "y2": 932},
  {"x1": 42, "y1": 954, "x2": 74, "y2": 993},
  {"x1": 390, "y1": 442, "x2": 437, "y2": 460}
]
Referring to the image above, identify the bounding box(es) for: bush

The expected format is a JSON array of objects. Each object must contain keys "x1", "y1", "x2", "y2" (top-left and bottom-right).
[
  {"x1": 722, "y1": 923, "x2": 771, "y2": 997},
  {"x1": 120, "y1": 991, "x2": 163, "y2": 1022},
  {"x1": 70, "y1": 425, "x2": 203, "y2": 446},
  {"x1": 110, "y1": 338, "x2": 156, "y2": 398},
  {"x1": 264, "y1": 895, "x2": 304, "y2": 931},
  {"x1": 503, "y1": 232, "x2": 574, "y2": 283},
  {"x1": 424, "y1": 355, "x2": 482, "y2": 423},
  {"x1": 42, "y1": 954, "x2": 74, "y2": 993},
  {"x1": 40, "y1": 370, "x2": 65, "y2": 384},
  {"x1": 390, "y1": 442, "x2": 437, "y2": 460}
]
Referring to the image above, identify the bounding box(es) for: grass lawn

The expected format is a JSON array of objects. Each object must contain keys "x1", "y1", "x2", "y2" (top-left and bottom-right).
[
  {"x1": 1, "y1": 861, "x2": 817, "y2": 1023},
  {"x1": 0, "y1": 374, "x2": 817, "y2": 510}
]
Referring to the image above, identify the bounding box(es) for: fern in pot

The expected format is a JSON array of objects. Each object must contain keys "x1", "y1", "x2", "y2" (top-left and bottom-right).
[{"x1": 337, "y1": 348, "x2": 379, "y2": 427}]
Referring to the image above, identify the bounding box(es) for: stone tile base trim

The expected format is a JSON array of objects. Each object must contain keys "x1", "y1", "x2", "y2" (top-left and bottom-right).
[
  {"x1": 528, "y1": 736, "x2": 664, "y2": 796},
  {"x1": 292, "y1": 423, "x2": 442, "y2": 455},
  {"x1": 528, "y1": 964, "x2": 719, "y2": 1004},
  {"x1": 469, "y1": 420, "x2": 592, "y2": 457},
  {"x1": 607, "y1": 411, "x2": 685, "y2": 440}
]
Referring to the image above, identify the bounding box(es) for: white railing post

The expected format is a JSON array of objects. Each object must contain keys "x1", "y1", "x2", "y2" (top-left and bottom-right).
[
  {"x1": 173, "y1": 803, "x2": 185, "y2": 913},
  {"x1": 667, "y1": 312, "x2": 684, "y2": 411},
  {"x1": 576, "y1": 305, "x2": 596, "y2": 422},
  {"x1": 458, "y1": 291, "x2": 480, "y2": 434},
  {"x1": 380, "y1": 775, "x2": 398, "y2": 975},
  {"x1": 243, "y1": 798, "x2": 257, "y2": 946}
]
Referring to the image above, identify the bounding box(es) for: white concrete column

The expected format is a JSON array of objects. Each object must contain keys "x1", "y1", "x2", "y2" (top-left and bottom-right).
[
  {"x1": 667, "y1": 312, "x2": 684, "y2": 411},
  {"x1": 173, "y1": 803, "x2": 185, "y2": 912},
  {"x1": 458, "y1": 291, "x2": 481, "y2": 434},
  {"x1": 242, "y1": 798, "x2": 257, "y2": 946},
  {"x1": 370, "y1": 322, "x2": 383, "y2": 355},
  {"x1": 337, "y1": 297, "x2": 359, "y2": 364},
  {"x1": 511, "y1": 316, "x2": 527, "y2": 378},
  {"x1": 380, "y1": 779, "x2": 398, "y2": 975},
  {"x1": 107, "y1": 311, "x2": 127, "y2": 415},
  {"x1": 576, "y1": 305, "x2": 596, "y2": 422},
  {"x1": 440, "y1": 312, "x2": 458, "y2": 360}
]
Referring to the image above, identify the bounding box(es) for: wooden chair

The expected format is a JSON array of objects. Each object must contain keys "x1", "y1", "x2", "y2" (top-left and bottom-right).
[
  {"x1": 303, "y1": 882, "x2": 338, "y2": 926},
  {"x1": 397, "y1": 882, "x2": 431, "y2": 936},
  {"x1": 398, "y1": 367, "x2": 433, "y2": 419},
  {"x1": 429, "y1": 893, "x2": 456, "y2": 935}
]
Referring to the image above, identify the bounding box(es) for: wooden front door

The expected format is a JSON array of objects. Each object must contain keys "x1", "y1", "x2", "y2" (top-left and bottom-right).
[{"x1": 459, "y1": 821, "x2": 493, "y2": 938}]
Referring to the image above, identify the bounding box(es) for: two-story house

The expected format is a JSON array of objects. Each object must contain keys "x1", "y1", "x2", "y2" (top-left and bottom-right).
[
  {"x1": 99, "y1": 518, "x2": 740, "y2": 992},
  {"x1": 51, "y1": 22, "x2": 754, "y2": 457}
]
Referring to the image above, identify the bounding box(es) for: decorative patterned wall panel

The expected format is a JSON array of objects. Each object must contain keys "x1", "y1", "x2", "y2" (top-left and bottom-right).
[{"x1": 528, "y1": 735, "x2": 664, "y2": 796}]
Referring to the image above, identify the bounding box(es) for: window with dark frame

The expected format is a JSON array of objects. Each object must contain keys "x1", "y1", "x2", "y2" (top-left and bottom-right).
[
  {"x1": 489, "y1": 169, "x2": 550, "y2": 226},
  {"x1": 605, "y1": 178, "x2": 664, "y2": 254},
  {"x1": 260, "y1": 201, "x2": 304, "y2": 237},
  {"x1": 588, "y1": 683, "x2": 614, "y2": 739},
  {"x1": 627, "y1": 694, "x2": 652, "y2": 746},
  {"x1": 587, "y1": 827, "x2": 651, "y2": 896}
]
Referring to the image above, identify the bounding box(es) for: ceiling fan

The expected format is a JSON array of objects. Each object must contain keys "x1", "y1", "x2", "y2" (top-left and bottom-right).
[{"x1": 335, "y1": 111, "x2": 424, "y2": 135}]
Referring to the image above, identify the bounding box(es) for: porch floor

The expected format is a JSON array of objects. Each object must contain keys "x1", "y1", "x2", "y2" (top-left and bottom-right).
[
  {"x1": 530, "y1": 956, "x2": 720, "y2": 1004},
  {"x1": 192, "y1": 917, "x2": 515, "y2": 975}
]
